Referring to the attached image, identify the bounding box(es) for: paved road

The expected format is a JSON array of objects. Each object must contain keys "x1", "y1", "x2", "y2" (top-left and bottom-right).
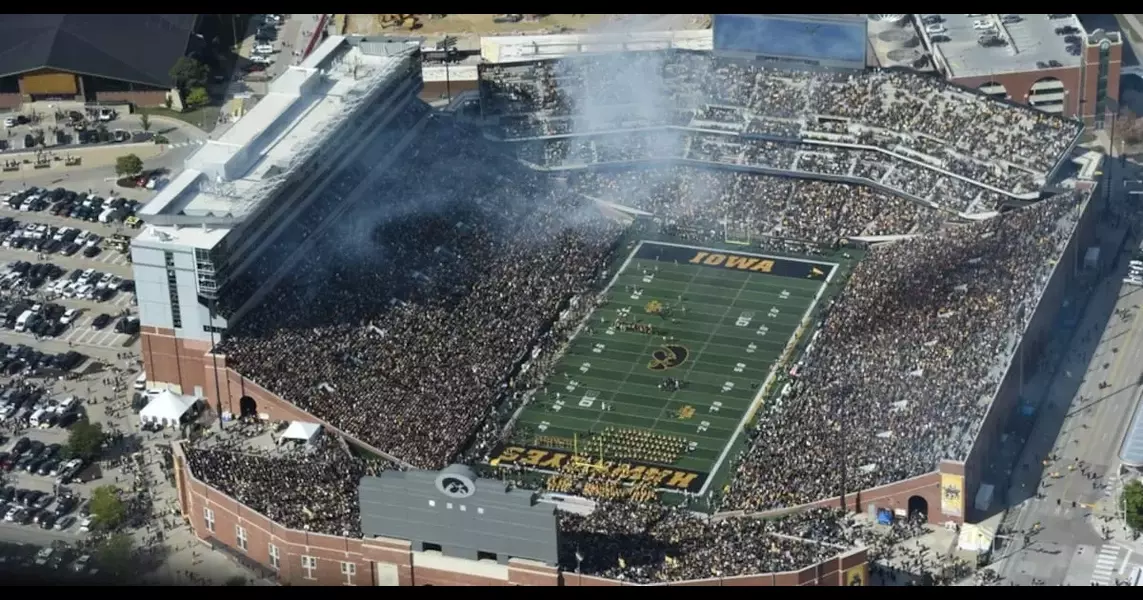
[
  {"x1": 234, "y1": 15, "x2": 323, "y2": 100},
  {"x1": 996, "y1": 270, "x2": 1143, "y2": 585}
]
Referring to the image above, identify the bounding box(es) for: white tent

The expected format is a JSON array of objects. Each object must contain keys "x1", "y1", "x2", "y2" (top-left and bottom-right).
[
  {"x1": 139, "y1": 390, "x2": 194, "y2": 427},
  {"x1": 281, "y1": 421, "x2": 322, "y2": 443},
  {"x1": 957, "y1": 523, "x2": 995, "y2": 553}
]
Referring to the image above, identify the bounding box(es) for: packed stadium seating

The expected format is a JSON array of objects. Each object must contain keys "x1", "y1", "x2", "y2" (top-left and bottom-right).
[
  {"x1": 183, "y1": 442, "x2": 860, "y2": 582},
  {"x1": 199, "y1": 48, "x2": 1085, "y2": 578},
  {"x1": 480, "y1": 51, "x2": 1082, "y2": 214}
]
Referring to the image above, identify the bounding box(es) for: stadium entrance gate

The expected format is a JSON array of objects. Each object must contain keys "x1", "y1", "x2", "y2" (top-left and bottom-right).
[
  {"x1": 239, "y1": 396, "x2": 258, "y2": 419},
  {"x1": 907, "y1": 495, "x2": 929, "y2": 522}
]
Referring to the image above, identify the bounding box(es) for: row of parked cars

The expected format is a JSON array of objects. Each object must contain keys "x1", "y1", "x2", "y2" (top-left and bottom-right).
[
  {"x1": 0, "y1": 218, "x2": 107, "y2": 259},
  {"x1": 0, "y1": 258, "x2": 65, "y2": 291},
  {"x1": 0, "y1": 343, "x2": 85, "y2": 376},
  {"x1": 50, "y1": 267, "x2": 129, "y2": 303},
  {"x1": 0, "y1": 484, "x2": 87, "y2": 532},
  {"x1": 2, "y1": 186, "x2": 143, "y2": 228},
  {"x1": 0, "y1": 388, "x2": 84, "y2": 427}
]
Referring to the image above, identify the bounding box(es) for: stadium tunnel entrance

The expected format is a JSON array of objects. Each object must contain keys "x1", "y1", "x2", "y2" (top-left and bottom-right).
[
  {"x1": 907, "y1": 495, "x2": 928, "y2": 522},
  {"x1": 239, "y1": 396, "x2": 258, "y2": 419}
]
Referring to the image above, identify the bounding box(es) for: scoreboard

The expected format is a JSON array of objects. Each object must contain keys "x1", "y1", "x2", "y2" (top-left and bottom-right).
[{"x1": 713, "y1": 14, "x2": 868, "y2": 69}]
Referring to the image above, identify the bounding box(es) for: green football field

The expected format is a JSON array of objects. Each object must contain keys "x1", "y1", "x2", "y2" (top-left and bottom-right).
[{"x1": 493, "y1": 241, "x2": 835, "y2": 495}]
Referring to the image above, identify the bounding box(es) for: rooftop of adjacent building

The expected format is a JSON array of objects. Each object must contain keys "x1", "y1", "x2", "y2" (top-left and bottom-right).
[
  {"x1": 136, "y1": 35, "x2": 418, "y2": 250},
  {"x1": 917, "y1": 13, "x2": 1120, "y2": 79}
]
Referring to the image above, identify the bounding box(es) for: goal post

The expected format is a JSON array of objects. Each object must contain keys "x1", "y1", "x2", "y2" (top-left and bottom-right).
[{"x1": 723, "y1": 217, "x2": 752, "y2": 246}]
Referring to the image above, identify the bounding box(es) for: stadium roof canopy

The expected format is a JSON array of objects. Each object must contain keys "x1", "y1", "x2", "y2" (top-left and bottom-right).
[{"x1": 0, "y1": 14, "x2": 198, "y2": 88}]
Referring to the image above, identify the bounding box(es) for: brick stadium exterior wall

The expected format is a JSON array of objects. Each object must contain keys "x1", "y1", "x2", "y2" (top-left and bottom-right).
[
  {"x1": 171, "y1": 443, "x2": 868, "y2": 586},
  {"x1": 951, "y1": 66, "x2": 1084, "y2": 121}
]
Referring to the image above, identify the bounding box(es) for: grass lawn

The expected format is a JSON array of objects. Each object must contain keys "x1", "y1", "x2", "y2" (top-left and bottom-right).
[{"x1": 138, "y1": 105, "x2": 222, "y2": 134}]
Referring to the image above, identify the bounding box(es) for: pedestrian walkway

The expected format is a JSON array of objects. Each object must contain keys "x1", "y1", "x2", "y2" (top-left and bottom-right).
[
  {"x1": 1092, "y1": 544, "x2": 1128, "y2": 585},
  {"x1": 162, "y1": 139, "x2": 204, "y2": 150}
]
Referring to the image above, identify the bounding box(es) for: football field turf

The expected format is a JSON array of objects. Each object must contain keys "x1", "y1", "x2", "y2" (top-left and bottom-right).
[{"x1": 490, "y1": 241, "x2": 837, "y2": 495}]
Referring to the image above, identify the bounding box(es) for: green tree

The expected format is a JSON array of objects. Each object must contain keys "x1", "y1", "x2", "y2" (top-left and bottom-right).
[
  {"x1": 185, "y1": 87, "x2": 210, "y2": 110},
  {"x1": 115, "y1": 154, "x2": 144, "y2": 178},
  {"x1": 1124, "y1": 479, "x2": 1143, "y2": 532},
  {"x1": 94, "y1": 533, "x2": 134, "y2": 579},
  {"x1": 63, "y1": 418, "x2": 104, "y2": 461},
  {"x1": 169, "y1": 56, "x2": 209, "y2": 90},
  {"x1": 139, "y1": 113, "x2": 152, "y2": 132},
  {"x1": 89, "y1": 485, "x2": 127, "y2": 531}
]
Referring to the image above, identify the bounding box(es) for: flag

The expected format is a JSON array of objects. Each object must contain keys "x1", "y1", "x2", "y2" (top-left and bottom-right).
[
  {"x1": 618, "y1": 557, "x2": 627, "y2": 569},
  {"x1": 665, "y1": 555, "x2": 677, "y2": 566},
  {"x1": 575, "y1": 548, "x2": 584, "y2": 563},
  {"x1": 810, "y1": 267, "x2": 825, "y2": 277}
]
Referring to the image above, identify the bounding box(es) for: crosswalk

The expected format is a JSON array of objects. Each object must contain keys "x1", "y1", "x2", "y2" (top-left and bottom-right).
[
  {"x1": 165, "y1": 139, "x2": 205, "y2": 149},
  {"x1": 1091, "y1": 545, "x2": 1124, "y2": 585}
]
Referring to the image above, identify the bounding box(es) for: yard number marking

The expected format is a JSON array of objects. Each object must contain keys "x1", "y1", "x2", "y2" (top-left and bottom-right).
[
  {"x1": 592, "y1": 343, "x2": 606, "y2": 354},
  {"x1": 697, "y1": 420, "x2": 711, "y2": 433},
  {"x1": 579, "y1": 390, "x2": 599, "y2": 408}
]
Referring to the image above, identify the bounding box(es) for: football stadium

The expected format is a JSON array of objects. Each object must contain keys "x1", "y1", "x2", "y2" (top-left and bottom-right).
[{"x1": 147, "y1": 19, "x2": 1103, "y2": 586}]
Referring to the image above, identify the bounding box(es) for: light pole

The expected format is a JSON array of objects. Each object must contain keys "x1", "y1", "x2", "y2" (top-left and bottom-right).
[
  {"x1": 436, "y1": 36, "x2": 458, "y2": 103},
  {"x1": 208, "y1": 297, "x2": 224, "y2": 431}
]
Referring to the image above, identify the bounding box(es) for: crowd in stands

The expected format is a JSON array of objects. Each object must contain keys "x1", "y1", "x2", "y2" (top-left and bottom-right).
[
  {"x1": 517, "y1": 130, "x2": 1012, "y2": 215},
  {"x1": 182, "y1": 444, "x2": 385, "y2": 538},
  {"x1": 722, "y1": 193, "x2": 1081, "y2": 511},
  {"x1": 182, "y1": 436, "x2": 863, "y2": 582},
  {"x1": 558, "y1": 502, "x2": 859, "y2": 583},
  {"x1": 481, "y1": 50, "x2": 1082, "y2": 212},
  {"x1": 218, "y1": 118, "x2": 627, "y2": 469},
  {"x1": 567, "y1": 165, "x2": 946, "y2": 244}
]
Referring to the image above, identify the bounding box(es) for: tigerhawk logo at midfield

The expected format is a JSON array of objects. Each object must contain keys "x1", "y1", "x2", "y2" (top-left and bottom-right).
[{"x1": 648, "y1": 344, "x2": 689, "y2": 371}]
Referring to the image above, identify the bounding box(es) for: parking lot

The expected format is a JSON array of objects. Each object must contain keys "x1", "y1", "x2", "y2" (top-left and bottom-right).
[
  {"x1": 2, "y1": 106, "x2": 149, "y2": 152},
  {"x1": 0, "y1": 421, "x2": 94, "y2": 540}
]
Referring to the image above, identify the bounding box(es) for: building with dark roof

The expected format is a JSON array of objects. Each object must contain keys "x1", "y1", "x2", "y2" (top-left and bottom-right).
[{"x1": 0, "y1": 14, "x2": 198, "y2": 109}]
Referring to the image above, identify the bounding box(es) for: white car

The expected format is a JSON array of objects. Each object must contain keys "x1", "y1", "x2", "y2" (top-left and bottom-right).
[
  {"x1": 973, "y1": 19, "x2": 995, "y2": 30},
  {"x1": 253, "y1": 44, "x2": 275, "y2": 54},
  {"x1": 2, "y1": 117, "x2": 15, "y2": 128},
  {"x1": 34, "y1": 547, "x2": 53, "y2": 566},
  {"x1": 60, "y1": 308, "x2": 79, "y2": 325},
  {"x1": 79, "y1": 516, "x2": 93, "y2": 532},
  {"x1": 925, "y1": 24, "x2": 946, "y2": 34},
  {"x1": 251, "y1": 55, "x2": 274, "y2": 65}
]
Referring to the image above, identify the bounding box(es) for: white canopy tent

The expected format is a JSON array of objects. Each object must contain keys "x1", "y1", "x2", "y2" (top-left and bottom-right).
[
  {"x1": 281, "y1": 421, "x2": 322, "y2": 443},
  {"x1": 139, "y1": 391, "x2": 195, "y2": 427}
]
